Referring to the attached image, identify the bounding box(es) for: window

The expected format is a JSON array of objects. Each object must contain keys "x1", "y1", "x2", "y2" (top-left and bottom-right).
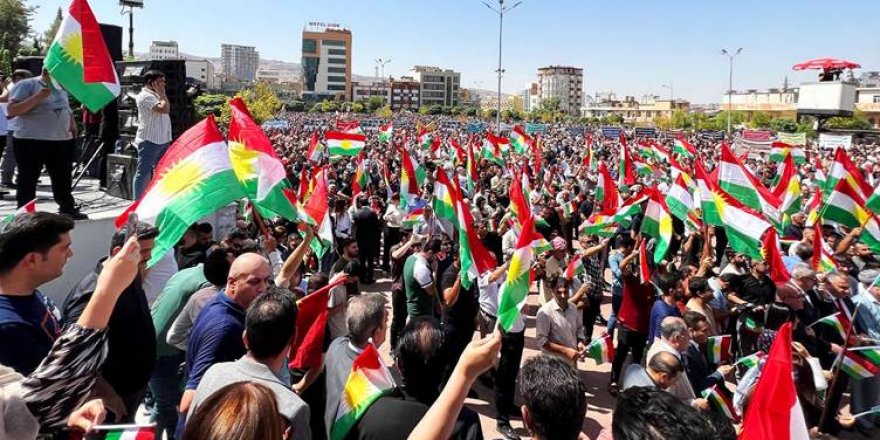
[
  {"x1": 328, "y1": 58, "x2": 346, "y2": 64},
  {"x1": 323, "y1": 40, "x2": 346, "y2": 47},
  {"x1": 327, "y1": 84, "x2": 346, "y2": 91},
  {"x1": 328, "y1": 48, "x2": 346, "y2": 56},
  {"x1": 328, "y1": 67, "x2": 346, "y2": 74},
  {"x1": 302, "y1": 39, "x2": 317, "y2": 53},
  {"x1": 327, "y1": 76, "x2": 346, "y2": 83},
  {"x1": 874, "y1": 95, "x2": 880, "y2": 103}
]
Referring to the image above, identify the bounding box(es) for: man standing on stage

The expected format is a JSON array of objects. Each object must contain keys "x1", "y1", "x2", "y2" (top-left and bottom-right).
[{"x1": 133, "y1": 70, "x2": 172, "y2": 199}]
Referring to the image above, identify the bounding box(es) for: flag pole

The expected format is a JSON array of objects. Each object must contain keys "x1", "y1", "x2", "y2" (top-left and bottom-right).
[
  {"x1": 818, "y1": 302, "x2": 863, "y2": 433},
  {"x1": 249, "y1": 202, "x2": 271, "y2": 237}
]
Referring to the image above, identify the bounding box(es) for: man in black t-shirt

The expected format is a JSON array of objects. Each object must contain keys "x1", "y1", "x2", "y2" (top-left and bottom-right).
[{"x1": 439, "y1": 249, "x2": 478, "y2": 381}]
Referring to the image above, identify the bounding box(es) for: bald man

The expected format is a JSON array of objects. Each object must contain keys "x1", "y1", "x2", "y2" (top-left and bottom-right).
[
  {"x1": 622, "y1": 351, "x2": 684, "y2": 391},
  {"x1": 176, "y1": 252, "x2": 271, "y2": 433}
]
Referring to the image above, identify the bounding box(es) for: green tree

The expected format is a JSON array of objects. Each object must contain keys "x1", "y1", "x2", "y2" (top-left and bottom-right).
[
  {"x1": 483, "y1": 108, "x2": 498, "y2": 119},
  {"x1": 428, "y1": 105, "x2": 443, "y2": 115},
  {"x1": 418, "y1": 105, "x2": 429, "y2": 115},
  {"x1": 42, "y1": 7, "x2": 62, "y2": 52},
  {"x1": 825, "y1": 110, "x2": 873, "y2": 130},
  {"x1": 375, "y1": 105, "x2": 393, "y2": 118},
  {"x1": 0, "y1": 0, "x2": 35, "y2": 73},
  {"x1": 748, "y1": 111, "x2": 773, "y2": 129},
  {"x1": 320, "y1": 100, "x2": 339, "y2": 113},
  {"x1": 219, "y1": 81, "x2": 281, "y2": 124},
  {"x1": 366, "y1": 96, "x2": 385, "y2": 112},
  {"x1": 351, "y1": 101, "x2": 365, "y2": 113},
  {"x1": 287, "y1": 101, "x2": 306, "y2": 112},
  {"x1": 670, "y1": 110, "x2": 692, "y2": 129},
  {"x1": 540, "y1": 96, "x2": 561, "y2": 112},
  {"x1": 464, "y1": 107, "x2": 479, "y2": 117},
  {"x1": 193, "y1": 93, "x2": 228, "y2": 119}
]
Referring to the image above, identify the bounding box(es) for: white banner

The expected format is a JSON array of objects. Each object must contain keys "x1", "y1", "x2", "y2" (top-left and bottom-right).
[
  {"x1": 777, "y1": 132, "x2": 807, "y2": 146},
  {"x1": 818, "y1": 133, "x2": 852, "y2": 150}
]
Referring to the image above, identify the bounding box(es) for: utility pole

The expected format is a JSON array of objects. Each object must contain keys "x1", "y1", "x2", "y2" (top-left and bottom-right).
[
  {"x1": 120, "y1": 1, "x2": 143, "y2": 59},
  {"x1": 483, "y1": 0, "x2": 524, "y2": 130},
  {"x1": 721, "y1": 48, "x2": 743, "y2": 134}
]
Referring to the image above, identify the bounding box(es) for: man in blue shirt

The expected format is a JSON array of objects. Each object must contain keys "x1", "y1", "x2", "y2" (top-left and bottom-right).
[
  {"x1": 648, "y1": 272, "x2": 683, "y2": 343},
  {"x1": 0, "y1": 212, "x2": 74, "y2": 375},
  {"x1": 176, "y1": 252, "x2": 271, "y2": 436}
]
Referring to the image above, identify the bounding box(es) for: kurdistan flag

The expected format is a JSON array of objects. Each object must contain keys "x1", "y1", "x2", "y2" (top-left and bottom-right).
[
  {"x1": 432, "y1": 169, "x2": 458, "y2": 229},
  {"x1": 115, "y1": 116, "x2": 244, "y2": 267},
  {"x1": 329, "y1": 344, "x2": 395, "y2": 440},
  {"x1": 228, "y1": 98, "x2": 300, "y2": 221},
  {"x1": 93, "y1": 425, "x2": 155, "y2": 440},
  {"x1": 400, "y1": 147, "x2": 426, "y2": 209},
  {"x1": 826, "y1": 147, "x2": 873, "y2": 200},
  {"x1": 510, "y1": 125, "x2": 531, "y2": 154},
  {"x1": 378, "y1": 123, "x2": 393, "y2": 143},
  {"x1": 666, "y1": 174, "x2": 695, "y2": 222},
  {"x1": 713, "y1": 187, "x2": 773, "y2": 260},
  {"x1": 300, "y1": 168, "x2": 334, "y2": 257},
  {"x1": 694, "y1": 161, "x2": 723, "y2": 226},
  {"x1": 326, "y1": 131, "x2": 367, "y2": 158},
  {"x1": 640, "y1": 190, "x2": 673, "y2": 264},
  {"x1": 672, "y1": 138, "x2": 697, "y2": 158},
  {"x1": 820, "y1": 179, "x2": 880, "y2": 252},
  {"x1": 597, "y1": 163, "x2": 620, "y2": 212},
  {"x1": 44, "y1": 0, "x2": 120, "y2": 112},
  {"x1": 497, "y1": 214, "x2": 542, "y2": 331},
  {"x1": 454, "y1": 180, "x2": 497, "y2": 290},
  {"x1": 718, "y1": 144, "x2": 782, "y2": 223},
  {"x1": 0, "y1": 198, "x2": 36, "y2": 227}
]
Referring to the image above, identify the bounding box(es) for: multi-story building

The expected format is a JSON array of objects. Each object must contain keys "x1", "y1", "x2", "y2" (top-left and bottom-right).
[
  {"x1": 582, "y1": 93, "x2": 690, "y2": 124},
  {"x1": 537, "y1": 66, "x2": 583, "y2": 115},
  {"x1": 522, "y1": 82, "x2": 540, "y2": 112},
  {"x1": 301, "y1": 23, "x2": 352, "y2": 101},
  {"x1": 390, "y1": 76, "x2": 421, "y2": 111},
  {"x1": 408, "y1": 66, "x2": 460, "y2": 107},
  {"x1": 220, "y1": 44, "x2": 259, "y2": 81},
  {"x1": 149, "y1": 40, "x2": 178, "y2": 60},
  {"x1": 185, "y1": 60, "x2": 215, "y2": 90},
  {"x1": 720, "y1": 88, "x2": 799, "y2": 119},
  {"x1": 256, "y1": 69, "x2": 299, "y2": 84},
  {"x1": 351, "y1": 81, "x2": 391, "y2": 103},
  {"x1": 857, "y1": 71, "x2": 880, "y2": 127}
]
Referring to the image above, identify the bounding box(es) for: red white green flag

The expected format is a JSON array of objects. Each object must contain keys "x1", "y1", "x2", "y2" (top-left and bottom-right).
[
  {"x1": 812, "y1": 221, "x2": 838, "y2": 273},
  {"x1": 92, "y1": 425, "x2": 155, "y2": 440},
  {"x1": 564, "y1": 254, "x2": 585, "y2": 279},
  {"x1": 666, "y1": 174, "x2": 695, "y2": 222},
  {"x1": 694, "y1": 161, "x2": 723, "y2": 226},
  {"x1": 351, "y1": 156, "x2": 369, "y2": 202},
  {"x1": 826, "y1": 147, "x2": 872, "y2": 200},
  {"x1": 672, "y1": 138, "x2": 697, "y2": 158},
  {"x1": 306, "y1": 131, "x2": 324, "y2": 163},
  {"x1": 701, "y1": 385, "x2": 740, "y2": 422},
  {"x1": 839, "y1": 349, "x2": 880, "y2": 380},
  {"x1": 330, "y1": 344, "x2": 395, "y2": 440},
  {"x1": 713, "y1": 184, "x2": 773, "y2": 260},
  {"x1": 618, "y1": 143, "x2": 636, "y2": 186},
  {"x1": 586, "y1": 334, "x2": 615, "y2": 364},
  {"x1": 433, "y1": 169, "x2": 458, "y2": 229},
  {"x1": 718, "y1": 144, "x2": 782, "y2": 223},
  {"x1": 0, "y1": 198, "x2": 37, "y2": 226},
  {"x1": 417, "y1": 128, "x2": 433, "y2": 149},
  {"x1": 820, "y1": 179, "x2": 880, "y2": 252},
  {"x1": 454, "y1": 184, "x2": 496, "y2": 290},
  {"x1": 809, "y1": 312, "x2": 850, "y2": 341},
  {"x1": 228, "y1": 98, "x2": 301, "y2": 221},
  {"x1": 116, "y1": 116, "x2": 245, "y2": 266},
  {"x1": 705, "y1": 335, "x2": 732, "y2": 364},
  {"x1": 497, "y1": 214, "x2": 541, "y2": 331},
  {"x1": 400, "y1": 147, "x2": 425, "y2": 209},
  {"x1": 300, "y1": 169, "x2": 334, "y2": 257},
  {"x1": 640, "y1": 190, "x2": 673, "y2": 264},
  {"x1": 378, "y1": 123, "x2": 393, "y2": 144},
  {"x1": 44, "y1": 0, "x2": 120, "y2": 112},
  {"x1": 510, "y1": 125, "x2": 531, "y2": 154},
  {"x1": 326, "y1": 131, "x2": 366, "y2": 158}
]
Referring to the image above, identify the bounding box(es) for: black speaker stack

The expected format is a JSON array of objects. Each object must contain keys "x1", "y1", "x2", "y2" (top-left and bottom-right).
[
  {"x1": 116, "y1": 59, "x2": 196, "y2": 142},
  {"x1": 104, "y1": 153, "x2": 136, "y2": 200}
]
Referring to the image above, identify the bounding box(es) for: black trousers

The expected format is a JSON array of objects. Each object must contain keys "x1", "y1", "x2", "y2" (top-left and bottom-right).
[
  {"x1": 390, "y1": 286, "x2": 408, "y2": 351},
  {"x1": 610, "y1": 325, "x2": 647, "y2": 384},
  {"x1": 358, "y1": 246, "x2": 376, "y2": 283},
  {"x1": 479, "y1": 310, "x2": 524, "y2": 425},
  {"x1": 383, "y1": 227, "x2": 400, "y2": 270},
  {"x1": 13, "y1": 138, "x2": 76, "y2": 212},
  {"x1": 582, "y1": 292, "x2": 602, "y2": 343}
]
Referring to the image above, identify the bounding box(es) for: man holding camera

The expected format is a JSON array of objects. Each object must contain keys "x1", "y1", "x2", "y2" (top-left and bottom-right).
[{"x1": 133, "y1": 70, "x2": 172, "y2": 199}]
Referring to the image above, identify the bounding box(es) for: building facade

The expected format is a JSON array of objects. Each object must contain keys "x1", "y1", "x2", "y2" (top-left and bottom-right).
[
  {"x1": 582, "y1": 93, "x2": 691, "y2": 125},
  {"x1": 408, "y1": 66, "x2": 460, "y2": 107},
  {"x1": 522, "y1": 82, "x2": 540, "y2": 112},
  {"x1": 351, "y1": 81, "x2": 392, "y2": 103},
  {"x1": 221, "y1": 44, "x2": 259, "y2": 81},
  {"x1": 390, "y1": 77, "x2": 421, "y2": 111},
  {"x1": 301, "y1": 23, "x2": 353, "y2": 101},
  {"x1": 185, "y1": 60, "x2": 216, "y2": 90},
  {"x1": 537, "y1": 66, "x2": 583, "y2": 115},
  {"x1": 149, "y1": 40, "x2": 178, "y2": 60}
]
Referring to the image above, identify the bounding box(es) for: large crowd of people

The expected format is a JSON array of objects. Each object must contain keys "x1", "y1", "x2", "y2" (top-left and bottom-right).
[{"x1": 1, "y1": 66, "x2": 880, "y2": 440}]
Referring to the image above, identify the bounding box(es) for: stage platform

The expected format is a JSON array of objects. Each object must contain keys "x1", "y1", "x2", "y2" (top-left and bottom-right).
[{"x1": 0, "y1": 176, "x2": 131, "y2": 219}]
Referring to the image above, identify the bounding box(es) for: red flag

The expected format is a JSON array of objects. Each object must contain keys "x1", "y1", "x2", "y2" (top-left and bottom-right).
[
  {"x1": 639, "y1": 240, "x2": 652, "y2": 284},
  {"x1": 740, "y1": 323, "x2": 810, "y2": 440},
  {"x1": 289, "y1": 276, "x2": 347, "y2": 369},
  {"x1": 761, "y1": 228, "x2": 791, "y2": 284}
]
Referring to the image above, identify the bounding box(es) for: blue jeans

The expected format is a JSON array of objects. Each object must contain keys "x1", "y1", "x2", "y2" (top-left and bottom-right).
[
  {"x1": 607, "y1": 290, "x2": 623, "y2": 338},
  {"x1": 149, "y1": 354, "x2": 184, "y2": 440},
  {"x1": 134, "y1": 140, "x2": 169, "y2": 199}
]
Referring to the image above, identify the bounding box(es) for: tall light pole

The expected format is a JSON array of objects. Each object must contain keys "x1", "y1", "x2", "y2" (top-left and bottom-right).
[
  {"x1": 375, "y1": 58, "x2": 391, "y2": 80},
  {"x1": 483, "y1": 0, "x2": 523, "y2": 129},
  {"x1": 120, "y1": 1, "x2": 143, "y2": 59},
  {"x1": 721, "y1": 48, "x2": 743, "y2": 134}
]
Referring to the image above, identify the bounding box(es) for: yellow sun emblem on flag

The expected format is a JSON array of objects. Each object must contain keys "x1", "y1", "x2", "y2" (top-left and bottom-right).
[
  {"x1": 60, "y1": 32, "x2": 84, "y2": 64},
  {"x1": 157, "y1": 160, "x2": 203, "y2": 196},
  {"x1": 229, "y1": 141, "x2": 258, "y2": 181}
]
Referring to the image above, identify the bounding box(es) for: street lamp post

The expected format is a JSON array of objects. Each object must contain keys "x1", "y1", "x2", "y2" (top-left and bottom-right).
[
  {"x1": 721, "y1": 48, "x2": 743, "y2": 134},
  {"x1": 483, "y1": 0, "x2": 523, "y2": 130},
  {"x1": 375, "y1": 58, "x2": 392, "y2": 80}
]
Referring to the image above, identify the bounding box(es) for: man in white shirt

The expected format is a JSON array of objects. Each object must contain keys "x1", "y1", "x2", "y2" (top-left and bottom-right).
[{"x1": 133, "y1": 70, "x2": 172, "y2": 199}]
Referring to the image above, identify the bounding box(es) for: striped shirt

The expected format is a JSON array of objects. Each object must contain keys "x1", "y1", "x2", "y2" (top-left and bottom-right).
[{"x1": 134, "y1": 87, "x2": 172, "y2": 145}]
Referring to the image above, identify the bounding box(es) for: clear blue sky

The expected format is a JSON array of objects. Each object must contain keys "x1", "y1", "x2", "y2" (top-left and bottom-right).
[{"x1": 30, "y1": 0, "x2": 880, "y2": 103}]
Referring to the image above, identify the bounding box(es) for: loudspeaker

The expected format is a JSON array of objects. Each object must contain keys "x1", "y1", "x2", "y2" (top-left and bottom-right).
[
  {"x1": 105, "y1": 153, "x2": 136, "y2": 200},
  {"x1": 12, "y1": 56, "x2": 43, "y2": 77},
  {"x1": 99, "y1": 24, "x2": 123, "y2": 62}
]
